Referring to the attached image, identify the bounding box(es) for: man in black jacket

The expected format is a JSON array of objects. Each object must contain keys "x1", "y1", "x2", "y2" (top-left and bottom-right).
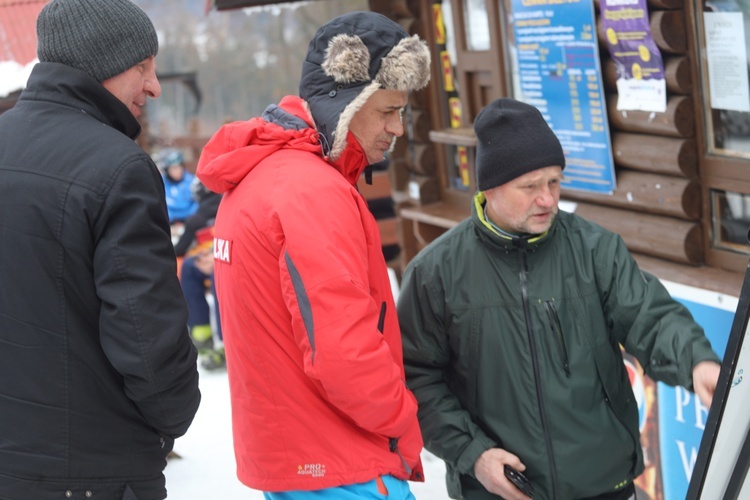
[{"x1": 0, "y1": 1, "x2": 201, "y2": 499}]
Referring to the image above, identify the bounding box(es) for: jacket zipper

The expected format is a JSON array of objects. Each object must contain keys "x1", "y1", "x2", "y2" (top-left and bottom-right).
[
  {"x1": 517, "y1": 242, "x2": 560, "y2": 498},
  {"x1": 544, "y1": 301, "x2": 570, "y2": 377},
  {"x1": 382, "y1": 302, "x2": 412, "y2": 476}
]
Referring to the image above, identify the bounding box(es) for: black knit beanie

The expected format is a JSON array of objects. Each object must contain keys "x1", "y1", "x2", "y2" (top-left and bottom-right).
[
  {"x1": 37, "y1": 0, "x2": 159, "y2": 83},
  {"x1": 474, "y1": 98, "x2": 566, "y2": 191}
]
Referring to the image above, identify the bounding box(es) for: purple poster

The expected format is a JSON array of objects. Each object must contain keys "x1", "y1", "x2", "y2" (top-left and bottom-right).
[{"x1": 601, "y1": 0, "x2": 667, "y2": 112}]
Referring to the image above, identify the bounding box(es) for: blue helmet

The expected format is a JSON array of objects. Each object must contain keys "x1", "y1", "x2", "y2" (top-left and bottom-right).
[
  {"x1": 162, "y1": 149, "x2": 184, "y2": 167},
  {"x1": 154, "y1": 148, "x2": 184, "y2": 171}
]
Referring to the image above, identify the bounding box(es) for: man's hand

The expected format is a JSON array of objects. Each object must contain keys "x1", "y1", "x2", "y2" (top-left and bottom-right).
[
  {"x1": 693, "y1": 360, "x2": 721, "y2": 408},
  {"x1": 474, "y1": 448, "x2": 532, "y2": 500}
]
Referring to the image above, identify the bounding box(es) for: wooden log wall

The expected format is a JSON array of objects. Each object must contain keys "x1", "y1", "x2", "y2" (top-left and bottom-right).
[
  {"x1": 369, "y1": 0, "x2": 438, "y2": 205},
  {"x1": 565, "y1": 0, "x2": 703, "y2": 266},
  {"x1": 367, "y1": 0, "x2": 438, "y2": 270}
]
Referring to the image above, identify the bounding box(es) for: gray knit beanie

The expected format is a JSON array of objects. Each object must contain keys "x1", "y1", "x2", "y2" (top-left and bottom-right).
[
  {"x1": 37, "y1": 0, "x2": 159, "y2": 83},
  {"x1": 474, "y1": 98, "x2": 566, "y2": 191}
]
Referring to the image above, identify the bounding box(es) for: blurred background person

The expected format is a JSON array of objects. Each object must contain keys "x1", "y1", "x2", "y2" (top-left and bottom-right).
[{"x1": 157, "y1": 148, "x2": 198, "y2": 225}]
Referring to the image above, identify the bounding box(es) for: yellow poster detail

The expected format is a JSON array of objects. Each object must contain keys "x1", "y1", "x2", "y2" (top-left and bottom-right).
[
  {"x1": 440, "y1": 51, "x2": 455, "y2": 92},
  {"x1": 433, "y1": 4, "x2": 446, "y2": 45},
  {"x1": 449, "y1": 97, "x2": 462, "y2": 128},
  {"x1": 458, "y1": 146, "x2": 470, "y2": 187}
]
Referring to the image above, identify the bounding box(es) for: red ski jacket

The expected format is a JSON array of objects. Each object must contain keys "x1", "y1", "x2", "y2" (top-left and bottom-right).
[{"x1": 197, "y1": 95, "x2": 424, "y2": 492}]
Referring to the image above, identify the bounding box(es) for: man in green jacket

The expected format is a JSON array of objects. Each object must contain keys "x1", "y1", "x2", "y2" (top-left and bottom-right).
[{"x1": 397, "y1": 98, "x2": 721, "y2": 500}]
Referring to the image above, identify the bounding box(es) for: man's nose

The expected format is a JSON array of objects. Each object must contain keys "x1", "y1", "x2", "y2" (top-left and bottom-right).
[
  {"x1": 147, "y1": 77, "x2": 162, "y2": 99},
  {"x1": 538, "y1": 188, "x2": 556, "y2": 207},
  {"x1": 386, "y1": 113, "x2": 404, "y2": 138}
]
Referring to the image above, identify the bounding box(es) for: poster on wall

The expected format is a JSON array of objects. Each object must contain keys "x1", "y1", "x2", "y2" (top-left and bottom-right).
[
  {"x1": 509, "y1": 0, "x2": 616, "y2": 194},
  {"x1": 601, "y1": 0, "x2": 667, "y2": 112},
  {"x1": 625, "y1": 280, "x2": 737, "y2": 498},
  {"x1": 703, "y1": 12, "x2": 750, "y2": 113},
  {"x1": 687, "y1": 265, "x2": 750, "y2": 499}
]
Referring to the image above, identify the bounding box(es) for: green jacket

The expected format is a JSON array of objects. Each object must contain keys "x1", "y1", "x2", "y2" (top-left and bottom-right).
[{"x1": 398, "y1": 193, "x2": 720, "y2": 500}]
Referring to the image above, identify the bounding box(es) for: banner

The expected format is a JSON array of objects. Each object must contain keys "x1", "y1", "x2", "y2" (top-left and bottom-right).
[
  {"x1": 601, "y1": 0, "x2": 667, "y2": 112},
  {"x1": 509, "y1": 0, "x2": 616, "y2": 194}
]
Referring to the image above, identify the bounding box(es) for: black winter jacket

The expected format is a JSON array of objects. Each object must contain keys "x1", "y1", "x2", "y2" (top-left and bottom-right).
[{"x1": 0, "y1": 63, "x2": 201, "y2": 500}]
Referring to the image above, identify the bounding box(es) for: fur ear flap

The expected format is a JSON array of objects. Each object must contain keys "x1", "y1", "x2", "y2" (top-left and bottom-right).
[
  {"x1": 322, "y1": 34, "x2": 371, "y2": 83},
  {"x1": 376, "y1": 35, "x2": 431, "y2": 91}
]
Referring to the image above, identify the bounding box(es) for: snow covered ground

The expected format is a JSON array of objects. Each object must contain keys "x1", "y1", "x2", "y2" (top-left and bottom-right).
[{"x1": 164, "y1": 365, "x2": 451, "y2": 499}]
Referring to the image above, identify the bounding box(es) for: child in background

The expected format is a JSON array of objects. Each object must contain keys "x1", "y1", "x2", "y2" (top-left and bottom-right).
[{"x1": 180, "y1": 226, "x2": 225, "y2": 370}]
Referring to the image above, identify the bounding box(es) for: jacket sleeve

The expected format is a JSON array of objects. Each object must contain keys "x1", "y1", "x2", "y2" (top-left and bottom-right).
[
  {"x1": 277, "y1": 178, "x2": 418, "y2": 441},
  {"x1": 598, "y1": 234, "x2": 721, "y2": 389},
  {"x1": 93, "y1": 155, "x2": 201, "y2": 438},
  {"x1": 397, "y1": 260, "x2": 498, "y2": 476}
]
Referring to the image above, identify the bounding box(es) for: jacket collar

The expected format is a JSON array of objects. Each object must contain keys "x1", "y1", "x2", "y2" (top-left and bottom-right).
[
  {"x1": 196, "y1": 95, "x2": 370, "y2": 195},
  {"x1": 471, "y1": 191, "x2": 554, "y2": 251},
  {"x1": 21, "y1": 62, "x2": 142, "y2": 140}
]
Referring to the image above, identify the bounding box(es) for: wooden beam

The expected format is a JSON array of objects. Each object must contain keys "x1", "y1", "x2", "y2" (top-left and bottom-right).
[
  {"x1": 573, "y1": 202, "x2": 703, "y2": 264},
  {"x1": 611, "y1": 132, "x2": 697, "y2": 178},
  {"x1": 607, "y1": 94, "x2": 695, "y2": 138},
  {"x1": 563, "y1": 170, "x2": 701, "y2": 220}
]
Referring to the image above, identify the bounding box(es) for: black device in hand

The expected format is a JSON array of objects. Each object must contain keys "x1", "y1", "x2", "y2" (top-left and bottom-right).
[{"x1": 504, "y1": 465, "x2": 535, "y2": 497}]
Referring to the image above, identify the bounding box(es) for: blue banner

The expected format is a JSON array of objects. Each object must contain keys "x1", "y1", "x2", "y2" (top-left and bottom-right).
[
  {"x1": 510, "y1": 0, "x2": 616, "y2": 194},
  {"x1": 621, "y1": 284, "x2": 735, "y2": 498}
]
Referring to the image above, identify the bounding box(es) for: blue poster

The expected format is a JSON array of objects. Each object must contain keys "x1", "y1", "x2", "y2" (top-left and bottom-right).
[
  {"x1": 657, "y1": 289, "x2": 736, "y2": 499},
  {"x1": 510, "y1": 0, "x2": 616, "y2": 194}
]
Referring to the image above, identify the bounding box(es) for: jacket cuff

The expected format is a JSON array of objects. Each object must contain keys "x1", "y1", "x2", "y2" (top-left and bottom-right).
[{"x1": 455, "y1": 434, "x2": 498, "y2": 478}]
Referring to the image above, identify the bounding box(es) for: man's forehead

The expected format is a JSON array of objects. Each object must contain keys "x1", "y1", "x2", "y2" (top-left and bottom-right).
[
  {"x1": 513, "y1": 165, "x2": 564, "y2": 182},
  {"x1": 371, "y1": 89, "x2": 408, "y2": 108}
]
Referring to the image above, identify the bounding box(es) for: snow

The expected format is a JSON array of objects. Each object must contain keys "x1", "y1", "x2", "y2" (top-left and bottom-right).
[
  {"x1": 0, "y1": 60, "x2": 36, "y2": 98},
  {"x1": 164, "y1": 365, "x2": 452, "y2": 499}
]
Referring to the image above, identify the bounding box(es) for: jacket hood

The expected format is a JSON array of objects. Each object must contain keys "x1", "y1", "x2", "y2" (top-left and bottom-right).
[
  {"x1": 197, "y1": 96, "x2": 369, "y2": 194},
  {"x1": 299, "y1": 11, "x2": 430, "y2": 160}
]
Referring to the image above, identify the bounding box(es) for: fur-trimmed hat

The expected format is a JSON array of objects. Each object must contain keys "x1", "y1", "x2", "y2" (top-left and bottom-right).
[
  {"x1": 299, "y1": 11, "x2": 431, "y2": 160},
  {"x1": 474, "y1": 98, "x2": 566, "y2": 191},
  {"x1": 37, "y1": 0, "x2": 158, "y2": 83}
]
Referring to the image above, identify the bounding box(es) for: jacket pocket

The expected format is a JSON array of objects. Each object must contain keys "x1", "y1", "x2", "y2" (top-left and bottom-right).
[
  {"x1": 377, "y1": 301, "x2": 386, "y2": 334},
  {"x1": 544, "y1": 301, "x2": 570, "y2": 376},
  {"x1": 592, "y1": 342, "x2": 642, "y2": 472},
  {"x1": 122, "y1": 485, "x2": 138, "y2": 500}
]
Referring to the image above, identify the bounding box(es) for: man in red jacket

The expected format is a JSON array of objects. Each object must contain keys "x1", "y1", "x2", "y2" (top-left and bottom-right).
[{"x1": 197, "y1": 11, "x2": 430, "y2": 499}]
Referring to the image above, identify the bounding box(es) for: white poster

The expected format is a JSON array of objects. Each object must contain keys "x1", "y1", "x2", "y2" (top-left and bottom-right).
[{"x1": 704, "y1": 12, "x2": 750, "y2": 112}]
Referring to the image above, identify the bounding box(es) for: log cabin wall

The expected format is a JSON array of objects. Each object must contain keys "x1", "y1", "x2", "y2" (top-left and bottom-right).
[
  {"x1": 368, "y1": 0, "x2": 442, "y2": 274},
  {"x1": 567, "y1": 0, "x2": 703, "y2": 267},
  {"x1": 370, "y1": 0, "x2": 745, "y2": 295}
]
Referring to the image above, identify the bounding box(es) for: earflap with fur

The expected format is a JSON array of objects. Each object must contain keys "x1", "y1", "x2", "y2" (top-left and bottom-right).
[{"x1": 299, "y1": 11, "x2": 431, "y2": 161}]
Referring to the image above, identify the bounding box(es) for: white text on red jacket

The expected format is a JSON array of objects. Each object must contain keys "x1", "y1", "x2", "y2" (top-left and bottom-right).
[{"x1": 214, "y1": 238, "x2": 231, "y2": 264}]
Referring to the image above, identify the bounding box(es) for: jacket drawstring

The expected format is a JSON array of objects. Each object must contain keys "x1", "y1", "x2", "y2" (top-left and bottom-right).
[{"x1": 389, "y1": 437, "x2": 412, "y2": 475}]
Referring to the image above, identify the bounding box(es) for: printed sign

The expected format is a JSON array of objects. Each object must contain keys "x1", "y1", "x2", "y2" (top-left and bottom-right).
[
  {"x1": 601, "y1": 0, "x2": 667, "y2": 112},
  {"x1": 509, "y1": 0, "x2": 617, "y2": 194}
]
